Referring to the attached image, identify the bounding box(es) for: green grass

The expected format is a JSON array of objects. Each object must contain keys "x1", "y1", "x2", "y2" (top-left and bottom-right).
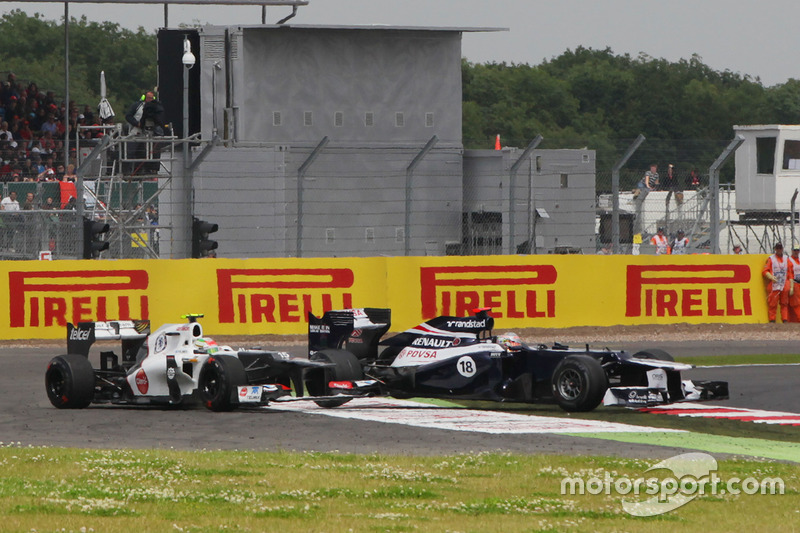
[
  {"x1": 0, "y1": 444, "x2": 797, "y2": 532},
  {"x1": 675, "y1": 353, "x2": 800, "y2": 367}
]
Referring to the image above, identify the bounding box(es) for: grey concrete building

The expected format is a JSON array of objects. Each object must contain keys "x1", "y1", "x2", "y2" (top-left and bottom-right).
[{"x1": 156, "y1": 24, "x2": 596, "y2": 258}]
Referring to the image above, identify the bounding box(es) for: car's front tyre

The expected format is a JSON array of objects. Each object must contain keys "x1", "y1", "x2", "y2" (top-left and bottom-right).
[
  {"x1": 198, "y1": 355, "x2": 247, "y2": 411},
  {"x1": 308, "y1": 349, "x2": 362, "y2": 408},
  {"x1": 551, "y1": 355, "x2": 608, "y2": 412}
]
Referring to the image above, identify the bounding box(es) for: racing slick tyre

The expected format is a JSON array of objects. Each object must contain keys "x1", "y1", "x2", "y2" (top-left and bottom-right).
[
  {"x1": 309, "y1": 349, "x2": 363, "y2": 408},
  {"x1": 198, "y1": 355, "x2": 247, "y2": 412},
  {"x1": 45, "y1": 354, "x2": 95, "y2": 409},
  {"x1": 632, "y1": 349, "x2": 675, "y2": 362},
  {"x1": 551, "y1": 355, "x2": 608, "y2": 412}
]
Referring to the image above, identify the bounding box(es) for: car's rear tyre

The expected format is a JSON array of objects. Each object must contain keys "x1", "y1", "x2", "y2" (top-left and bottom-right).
[
  {"x1": 199, "y1": 355, "x2": 247, "y2": 412},
  {"x1": 45, "y1": 354, "x2": 95, "y2": 409},
  {"x1": 309, "y1": 349, "x2": 362, "y2": 408},
  {"x1": 551, "y1": 355, "x2": 608, "y2": 412},
  {"x1": 632, "y1": 349, "x2": 675, "y2": 362}
]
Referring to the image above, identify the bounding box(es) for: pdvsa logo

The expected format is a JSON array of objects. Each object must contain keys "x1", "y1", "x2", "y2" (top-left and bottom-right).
[
  {"x1": 217, "y1": 268, "x2": 354, "y2": 324},
  {"x1": 9, "y1": 270, "x2": 149, "y2": 328},
  {"x1": 626, "y1": 265, "x2": 752, "y2": 318},
  {"x1": 419, "y1": 265, "x2": 558, "y2": 319}
]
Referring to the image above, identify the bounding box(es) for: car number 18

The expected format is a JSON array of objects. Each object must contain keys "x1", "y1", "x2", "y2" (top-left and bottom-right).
[{"x1": 456, "y1": 356, "x2": 477, "y2": 378}]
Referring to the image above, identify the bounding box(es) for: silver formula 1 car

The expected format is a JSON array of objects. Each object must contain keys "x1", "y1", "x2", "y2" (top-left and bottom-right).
[{"x1": 45, "y1": 315, "x2": 337, "y2": 411}]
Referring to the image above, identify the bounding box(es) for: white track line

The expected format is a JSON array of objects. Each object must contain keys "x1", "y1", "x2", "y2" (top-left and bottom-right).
[{"x1": 265, "y1": 398, "x2": 682, "y2": 434}]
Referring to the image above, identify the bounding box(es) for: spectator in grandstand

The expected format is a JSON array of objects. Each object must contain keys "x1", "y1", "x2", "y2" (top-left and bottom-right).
[
  {"x1": 18, "y1": 121, "x2": 32, "y2": 144},
  {"x1": 732, "y1": 244, "x2": 744, "y2": 255},
  {"x1": 30, "y1": 107, "x2": 46, "y2": 131},
  {"x1": 0, "y1": 190, "x2": 20, "y2": 210},
  {"x1": 687, "y1": 168, "x2": 701, "y2": 189},
  {"x1": 30, "y1": 154, "x2": 44, "y2": 175},
  {"x1": 21, "y1": 191, "x2": 35, "y2": 210},
  {"x1": 62, "y1": 163, "x2": 77, "y2": 182},
  {"x1": 40, "y1": 131, "x2": 56, "y2": 153},
  {"x1": 662, "y1": 164, "x2": 684, "y2": 207},
  {"x1": 9, "y1": 121, "x2": 21, "y2": 142},
  {"x1": 41, "y1": 114, "x2": 58, "y2": 136},
  {"x1": 82, "y1": 104, "x2": 94, "y2": 125},
  {"x1": 20, "y1": 158, "x2": 35, "y2": 180},
  {"x1": 0, "y1": 120, "x2": 11, "y2": 142},
  {"x1": 37, "y1": 156, "x2": 56, "y2": 181},
  {"x1": 42, "y1": 90, "x2": 56, "y2": 110},
  {"x1": 31, "y1": 137, "x2": 47, "y2": 155},
  {"x1": 25, "y1": 82, "x2": 38, "y2": 101},
  {"x1": 41, "y1": 196, "x2": 56, "y2": 210},
  {"x1": 0, "y1": 156, "x2": 15, "y2": 179},
  {"x1": 634, "y1": 163, "x2": 658, "y2": 200}
]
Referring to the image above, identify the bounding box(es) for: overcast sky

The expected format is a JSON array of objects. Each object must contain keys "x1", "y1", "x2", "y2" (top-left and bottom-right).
[{"x1": 3, "y1": 0, "x2": 798, "y2": 86}]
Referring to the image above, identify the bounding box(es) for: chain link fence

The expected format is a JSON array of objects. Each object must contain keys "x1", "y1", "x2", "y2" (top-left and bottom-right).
[{"x1": 3, "y1": 135, "x2": 796, "y2": 260}]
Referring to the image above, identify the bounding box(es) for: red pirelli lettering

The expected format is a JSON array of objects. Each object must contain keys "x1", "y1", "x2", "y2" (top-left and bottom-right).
[
  {"x1": 216, "y1": 268, "x2": 354, "y2": 324},
  {"x1": 419, "y1": 265, "x2": 558, "y2": 319},
  {"x1": 626, "y1": 264, "x2": 751, "y2": 318},
  {"x1": 8, "y1": 270, "x2": 149, "y2": 327}
]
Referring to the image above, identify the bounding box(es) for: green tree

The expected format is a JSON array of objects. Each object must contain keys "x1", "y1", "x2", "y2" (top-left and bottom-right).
[
  {"x1": 0, "y1": 9, "x2": 155, "y2": 114},
  {"x1": 462, "y1": 46, "x2": 800, "y2": 184}
]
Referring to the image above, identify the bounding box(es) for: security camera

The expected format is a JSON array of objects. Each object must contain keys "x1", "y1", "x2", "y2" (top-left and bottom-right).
[{"x1": 182, "y1": 37, "x2": 196, "y2": 69}]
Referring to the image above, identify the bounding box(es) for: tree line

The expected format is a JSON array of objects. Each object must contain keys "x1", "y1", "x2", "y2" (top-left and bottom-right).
[{"x1": 463, "y1": 47, "x2": 799, "y2": 185}]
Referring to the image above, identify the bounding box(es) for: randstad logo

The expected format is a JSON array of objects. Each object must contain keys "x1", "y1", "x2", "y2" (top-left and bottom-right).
[{"x1": 560, "y1": 452, "x2": 784, "y2": 516}]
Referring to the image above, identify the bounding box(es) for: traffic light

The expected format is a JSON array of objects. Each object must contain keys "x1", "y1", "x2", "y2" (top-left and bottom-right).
[
  {"x1": 192, "y1": 217, "x2": 218, "y2": 258},
  {"x1": 83, "y1": 217, "x2": 110, "y2": 259}
]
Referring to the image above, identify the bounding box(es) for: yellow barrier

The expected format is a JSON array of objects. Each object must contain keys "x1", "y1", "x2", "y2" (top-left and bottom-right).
[{"x1": 0, "y1": 254, "x2": 772, "y2": 339}]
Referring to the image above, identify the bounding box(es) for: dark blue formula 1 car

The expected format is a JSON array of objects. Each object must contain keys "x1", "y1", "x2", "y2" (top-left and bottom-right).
[{"x1": 306, "y1": 308, "x2": 729, "y2": 412}]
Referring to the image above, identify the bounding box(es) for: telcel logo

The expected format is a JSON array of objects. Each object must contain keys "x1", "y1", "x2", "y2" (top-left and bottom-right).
[
  {"x1": 68, "y1": 328, "x2": 91, "y2": 341},
  {"x1": 420, "y1": 265, "x2": 558, "y2": 319},
  {"x1": 626, "y1": 265, "x2": 752, "y2": 318}
]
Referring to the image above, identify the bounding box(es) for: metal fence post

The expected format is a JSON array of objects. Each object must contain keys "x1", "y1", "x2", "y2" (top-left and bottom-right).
[
  {"x1": 405, "y1": 135, "x2": 438, "y2": 256},
  {"x1": 297, "y1": 136, "x2": 329, "y2": 257},
  {"x1": 611, "y1": 134, "x2": 645, "y2": 254},
  {"x1": 708, "y1": 136, "x2": 744, "y2": 254},
  {"x1": 509, "y1": 135, "x2": 542, "y2": 254}
]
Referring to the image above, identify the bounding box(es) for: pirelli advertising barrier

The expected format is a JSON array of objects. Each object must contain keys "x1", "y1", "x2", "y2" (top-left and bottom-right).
[{"x1": 1, "y1": 254, "x2": 769, "y2": 339}]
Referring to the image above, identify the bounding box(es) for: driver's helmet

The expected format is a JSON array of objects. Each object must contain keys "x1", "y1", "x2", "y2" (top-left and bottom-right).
[
  {"x1": 193, "y1": 337, "x2": 219, "y2": 354},
  {"x1": 497, "y1": 332, "x2": 522, "y2": 350}
]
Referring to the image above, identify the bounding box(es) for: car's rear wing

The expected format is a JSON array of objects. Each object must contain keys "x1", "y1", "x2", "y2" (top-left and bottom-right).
[
  {"x1": 66, "y1": 320, "x2": 150, "y2": 357},
  {"x1": 308, "y1": 308, "x2": 390, "y2": 360}
]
